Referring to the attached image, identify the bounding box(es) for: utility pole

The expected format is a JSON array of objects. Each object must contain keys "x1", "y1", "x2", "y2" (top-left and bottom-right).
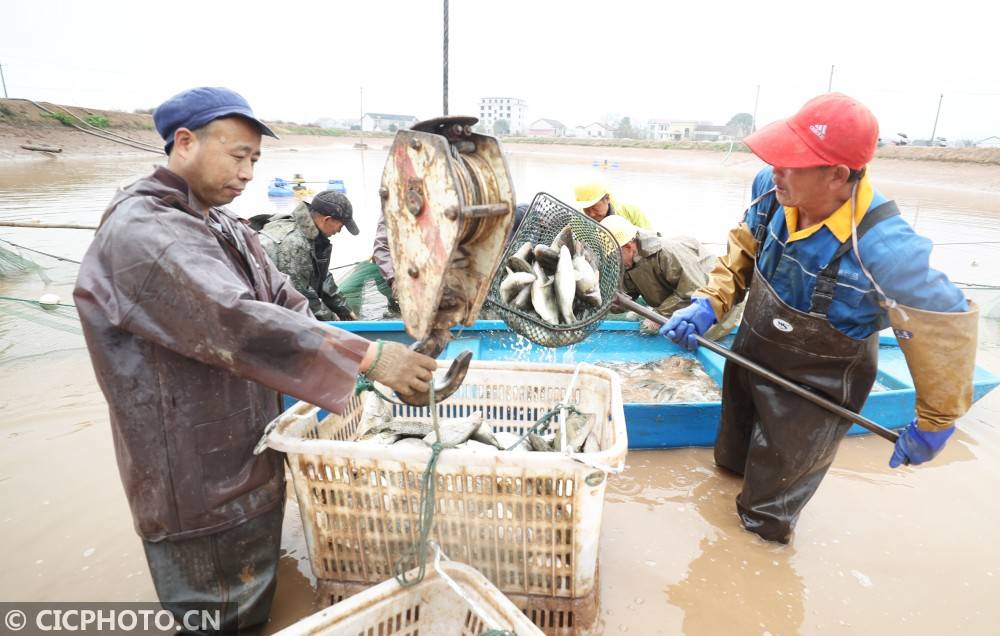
[
  {"x1": 442, "y1": 0, "x2": 449, "y2": 115},
  {"x1": 0, "y1": 62, "x2": 8, "y2": 99},
  {"x1": 929, "y1": 93, "x2": 943, "y2": 146},
  {"x1": 355, "y1": 86, "x2": 368, "y2": 150},
  {"x1": 827, "y1": 65, "x2": 834, "y2": 92},
  {"x1": 751, "y1": 84, "x2": 760, "y2": 133}
]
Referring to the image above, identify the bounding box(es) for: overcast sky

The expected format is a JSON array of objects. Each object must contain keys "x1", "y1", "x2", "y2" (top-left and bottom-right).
[{"x1": 2, "y1": 0, "x2": 998, "y2": 141}]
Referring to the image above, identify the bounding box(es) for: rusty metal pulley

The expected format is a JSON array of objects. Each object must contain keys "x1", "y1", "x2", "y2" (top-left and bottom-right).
[{"x1": 380, "y1": 116, "x2": 515, "y2": 404}]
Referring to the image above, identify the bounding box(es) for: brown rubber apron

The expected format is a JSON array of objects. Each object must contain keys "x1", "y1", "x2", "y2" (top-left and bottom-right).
[{"x1": 713, "y1": 202, "x2": 898, "y2": 543}]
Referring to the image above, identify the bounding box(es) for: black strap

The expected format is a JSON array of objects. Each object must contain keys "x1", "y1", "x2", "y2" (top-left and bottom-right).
[
  {"x1": 808, "y1": 200, "x2": 900, "y2": 317},
  {"x1": 750, "y1": 188, "x2": 780, "y2": 250}
]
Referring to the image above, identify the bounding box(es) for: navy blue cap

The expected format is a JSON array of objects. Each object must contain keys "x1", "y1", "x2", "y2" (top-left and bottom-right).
[{"x1": 153, "y1": 87, "x2": 278, "y2": 154}]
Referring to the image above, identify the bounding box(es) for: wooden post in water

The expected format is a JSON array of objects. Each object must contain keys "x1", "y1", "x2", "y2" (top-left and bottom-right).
[{"x1": 930, "y1": 93, "x2": 943, "y2": 147}]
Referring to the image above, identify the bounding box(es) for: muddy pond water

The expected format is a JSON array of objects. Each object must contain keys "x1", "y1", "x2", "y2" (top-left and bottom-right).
[{"x1": 2, "y1": 141, "x2": 1000, "y2": 634}]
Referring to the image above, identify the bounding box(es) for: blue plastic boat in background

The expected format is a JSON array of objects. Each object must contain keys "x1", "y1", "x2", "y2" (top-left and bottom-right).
[{"x1": 321, "y1": 320, "x2": 1000, "y2": 449}]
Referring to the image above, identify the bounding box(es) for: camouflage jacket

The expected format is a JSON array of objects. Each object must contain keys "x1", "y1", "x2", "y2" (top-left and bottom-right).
[
  {"x1": 624, "y1": 231, "x2": 742, "y2": 337},
  {"x1": 258, "y1": 202, "x2": 355, "y2": 321}
]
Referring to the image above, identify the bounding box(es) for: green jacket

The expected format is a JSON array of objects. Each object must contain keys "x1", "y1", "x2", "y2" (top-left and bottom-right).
[
  {"x1": 258, "y1": 202, "x2": 354, "y2": 321},
  {"x1": 609, "y1": 195, "x2": 653, "y2": 231},
  {"x1": 623, "y1": 231, "x2": 741, "y2": 338}
]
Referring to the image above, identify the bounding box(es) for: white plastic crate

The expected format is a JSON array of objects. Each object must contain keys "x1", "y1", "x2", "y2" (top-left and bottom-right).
[
  {"x1": 276, "y1": 555, "x2": 543, "y2": 636},
  {"x1": 261, "y1": 361, "x2": 627, "y2": 599}
]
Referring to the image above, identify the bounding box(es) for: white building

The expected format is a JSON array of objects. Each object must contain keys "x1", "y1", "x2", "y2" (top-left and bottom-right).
[
  {"x1": 479, "y1": 97, "x2": 527, "y2": 136},
  {"x1": 649, "y1": 118, "x2": 700, "y2": 141},
  {"x1": 527, "y1": 118, "x2": 566, "y2": 137},
  {"x1": 581, "y1": 122, "x2": 614, "y2": 138},
  {"x1": 361, "y1": 113, "x2": 418, "y2": 132}
]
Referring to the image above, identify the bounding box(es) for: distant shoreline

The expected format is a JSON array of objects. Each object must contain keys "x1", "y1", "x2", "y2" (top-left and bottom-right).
[{"x1": 1, "y1": 98, "x2": 998, "y2": 166}]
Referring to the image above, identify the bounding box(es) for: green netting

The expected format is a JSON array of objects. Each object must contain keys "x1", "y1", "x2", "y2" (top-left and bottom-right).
[
  {"x1": 0, "y1": 244, "x2": 42, "y2": 278},
  {"x1": 486, "y1": 192, "x2": 623, "y2": 348},
  {"x1": 0, "y1": 296, "x2": 81, "y2": 335}
]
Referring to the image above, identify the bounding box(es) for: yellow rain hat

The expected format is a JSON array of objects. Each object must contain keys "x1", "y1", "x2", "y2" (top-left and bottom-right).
[
  {"x1": 600, "y1": 215, "x2": 639, "y2": 249},
  {"x1": 574, "y1": 181, "x2": 609, "y2": 210}
]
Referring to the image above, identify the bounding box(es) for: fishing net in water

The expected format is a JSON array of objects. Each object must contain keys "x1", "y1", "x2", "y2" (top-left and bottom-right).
[
  {"x1": 485, "y1": 192, "x2": 623, "y2": 347},
  {"x1": 0, "y1": 296, "x2": 81, "y2": 335},
  {"x1": 0, "y1": 243, "x2": 43, "y2": 279}
]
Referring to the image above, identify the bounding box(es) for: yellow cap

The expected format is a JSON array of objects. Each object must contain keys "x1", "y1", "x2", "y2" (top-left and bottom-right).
[
  {"x1": 600, "y1": 215, "x2": 639, "y2": 248},
  {"x1": 574, "y1": 181, "x2": 609, "y2": 210}
]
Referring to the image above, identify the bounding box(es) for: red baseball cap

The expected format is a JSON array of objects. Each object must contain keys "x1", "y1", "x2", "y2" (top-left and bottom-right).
[{"x1": 744, "y1": 93, "x2": 879, "y2": 170}]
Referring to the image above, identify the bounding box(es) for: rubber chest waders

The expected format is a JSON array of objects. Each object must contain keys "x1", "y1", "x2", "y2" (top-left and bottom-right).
[{"x1": 715, "y1": 202, "x2": 898, "y2": 543}]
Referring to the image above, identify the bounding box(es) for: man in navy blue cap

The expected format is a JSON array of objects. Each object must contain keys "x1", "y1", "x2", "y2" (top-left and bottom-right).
[{"x1": 74, "y1": 87, "x2": 439, "y2": 633}]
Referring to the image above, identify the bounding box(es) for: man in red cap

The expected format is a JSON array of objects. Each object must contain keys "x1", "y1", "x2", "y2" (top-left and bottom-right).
[{"x1": 661, "y1": 93, "x2": 978, "y2": 543}]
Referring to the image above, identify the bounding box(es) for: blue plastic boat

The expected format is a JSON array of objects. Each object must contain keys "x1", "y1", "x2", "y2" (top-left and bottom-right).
[
  {"x1": 268, "y1": 178, "x2": 346, "y2": 198},
  {"x1": 327, "y1": 320, "x2": 1000, "y2": 449}
]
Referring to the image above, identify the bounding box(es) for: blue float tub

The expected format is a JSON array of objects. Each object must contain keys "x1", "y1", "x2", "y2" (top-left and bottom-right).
[{"x1": 322, "y1": 320, "x2": 1000, "y2": 449}]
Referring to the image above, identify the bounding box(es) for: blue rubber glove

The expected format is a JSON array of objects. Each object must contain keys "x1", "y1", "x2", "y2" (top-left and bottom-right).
[
  {"x1": 659, "y1": 297, "x2": 717, "y2": 351},
  {"x1": 889, "y1": 419, "x2": 955, "y2": 468}
]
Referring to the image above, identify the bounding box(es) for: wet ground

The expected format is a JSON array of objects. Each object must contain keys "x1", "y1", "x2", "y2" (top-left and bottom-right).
[{"x1": 2, "y1": 142, "x2": 1000, "y2": 634}]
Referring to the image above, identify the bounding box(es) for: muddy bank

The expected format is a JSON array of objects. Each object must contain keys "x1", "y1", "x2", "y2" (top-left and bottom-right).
[
  {"x1": 505, "y1": 135, "x2": 1000, "y2": 166},
  {"x1": 0, "y1": 98, "x2": 390, "y2": 163}
]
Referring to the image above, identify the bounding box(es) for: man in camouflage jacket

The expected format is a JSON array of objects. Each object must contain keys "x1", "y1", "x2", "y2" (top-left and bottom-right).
[
  {"x1": 258, "y1": 190, "x2": 358, "y2": 321},
  {"x1": 602, "y1": 215, "x2": 742, "y2": 338}
]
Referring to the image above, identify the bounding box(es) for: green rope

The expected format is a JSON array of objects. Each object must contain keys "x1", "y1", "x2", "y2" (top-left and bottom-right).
[
  {"x1": 354, "y1": 375, "x2": 407, "y2": 405},
  {"x1": 354, "y1": 340, "x2": 407, "y2": 405},
  {"x1": 504, "y1": 403, "x2": 583, "y2": 451},
  {"x1": 390, "y1": 396, "x2": 583, "y2": 588},
  {"x1": 395, "y1": 384, "x2": 443, "y2": 587},
  {"x1": 479, "y1": 631, "x2": 514, "y2": 636}
]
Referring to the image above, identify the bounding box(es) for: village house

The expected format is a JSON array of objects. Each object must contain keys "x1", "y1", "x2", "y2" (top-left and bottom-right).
[
  {"x1": 527, "y1": 118, "x2": 567, "y2": 137},
  {"x1": 361, "y1": 113, "x2": 418, "y2": 132}
]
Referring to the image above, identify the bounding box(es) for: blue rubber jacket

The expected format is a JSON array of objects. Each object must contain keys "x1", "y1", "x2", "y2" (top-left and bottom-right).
[{"x1": 746, "y1": 167, "x2": 966, "y2": 339}]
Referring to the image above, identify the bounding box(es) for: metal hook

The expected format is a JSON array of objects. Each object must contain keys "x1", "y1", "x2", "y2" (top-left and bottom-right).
[{"x1": 396, "y1": 350, "x2": 473, "y2": 406}]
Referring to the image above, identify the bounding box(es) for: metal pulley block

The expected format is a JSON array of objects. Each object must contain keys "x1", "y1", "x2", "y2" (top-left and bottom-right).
[{"x1": 380, "y1": 116, "x2": 515, "y2": 405}]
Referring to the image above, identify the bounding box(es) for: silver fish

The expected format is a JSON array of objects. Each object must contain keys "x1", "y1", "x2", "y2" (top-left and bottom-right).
[
  {"x1": 359, "y1": 430, "x2": 402, "y2": 445},
  {"x1": 573, "y1": 254, "x2": 599, "y2": 295},
  {"x1": 393, "y1": 437, "x2": 430, "y2": 449},
  {"x1": 565, "y1": 412, "x2": 595, "y2": 452},
  {"x1": 533, "y1": 244, "x2": 559, "y2": 274},
  {"x1": 500, "y1": 271, "x2": 536, "y2": 304},
  {"x1": 530, "y1": 262, "x2": 561, "y2": 324},
  {"x1": 470, "y1": 420, "x2": 501, "y2": 448},
  {"x1": 580, "y1": 288, "x2": 602, "y2": 307},
  {"x1": 513, "y1": 283, "x2": 533, "y2": 309},
  {"x1": 508, "y1": 242, "x2": 533, "y2": 273},
  {"x1": 423, "y1": 411, "x2": 484, "y2": 447},
  {"x1": 378, "y1": 420, "x2": 434, "y2": 437},
  {"x1": 555, "y1": 245, "x2": 577, "y2": 324},
  {"x1": 357, "y1": 393, "x2": 393, "y2": 439},
  {"x1": 528, "y1": 433, "x2": 553, "y2": 452},
  {"x1": 551, "y1": 226, "x2": 576, "y2": 256},
  {"x1": 494, "y1": 431, "x2": 530, "y2": 452}
]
